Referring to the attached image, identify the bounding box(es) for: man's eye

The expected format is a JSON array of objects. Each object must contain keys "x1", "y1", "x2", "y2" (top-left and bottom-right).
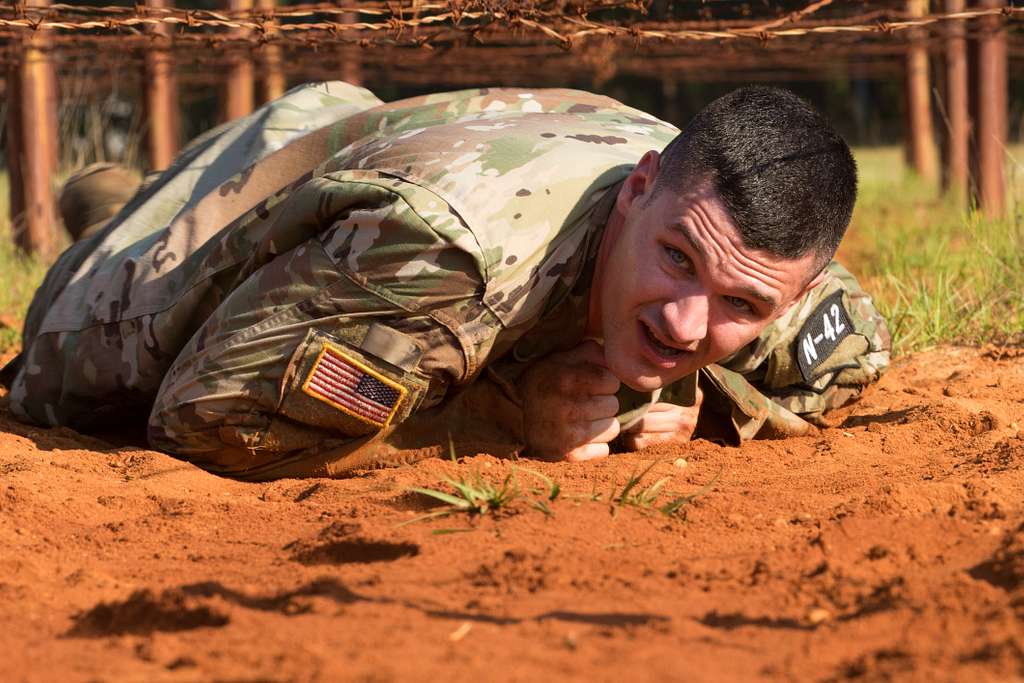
[
  {"x1": 664, "y1": 245, "x2": 691, "y2": 269},
  {"x1": 725, "y1": 295, "x2": 753, "y2": 313}
]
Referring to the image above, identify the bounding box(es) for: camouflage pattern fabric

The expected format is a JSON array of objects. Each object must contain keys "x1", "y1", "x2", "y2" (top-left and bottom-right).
[
  {"x1": 3, "y1": 81, "x2": 889, "y2": 479},
  {"x1": 700, "y1": 261, "x2": 890, "y2": 441}
]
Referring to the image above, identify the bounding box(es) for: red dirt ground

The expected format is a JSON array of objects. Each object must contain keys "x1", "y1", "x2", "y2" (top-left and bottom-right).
[{"x1": 2, "y1": 345, "x2": 1024, "y2": 682}]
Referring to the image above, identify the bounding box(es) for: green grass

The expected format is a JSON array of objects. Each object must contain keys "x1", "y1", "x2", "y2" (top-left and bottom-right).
[
  {"x1": 403, "y1": 451, "x2": 717, "y2": 529},
  {"x1": 582, "y1": 461, "x2": 723, "y2": 519},
  {"x1": 0, "y1": 173, "x2": 50, "y2": 355},
  {"x1": 399, "y1": 442, "x2": 562, "y2": 529},
  {"x1": 842, "y1": 145, "x2": 1024, "y2": 355}
]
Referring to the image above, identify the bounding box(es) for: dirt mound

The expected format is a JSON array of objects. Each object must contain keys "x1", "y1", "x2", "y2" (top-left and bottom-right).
[{"x1": 2, "y1": 345, "x2": 1024, "y2": 681}]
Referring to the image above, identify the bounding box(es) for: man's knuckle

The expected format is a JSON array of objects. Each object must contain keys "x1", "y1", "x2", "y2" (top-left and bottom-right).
[{"x1": 554, "y1": 372, "x2": 576, "y2": 394}]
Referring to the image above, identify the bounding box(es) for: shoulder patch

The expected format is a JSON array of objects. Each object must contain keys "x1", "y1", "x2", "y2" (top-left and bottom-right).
[
  {"x1": 302, "y1": 342, "x2": 408, "y2": 428},
  {"x1": 796, "y1": 290, "x2": 854, "y2": 382}
]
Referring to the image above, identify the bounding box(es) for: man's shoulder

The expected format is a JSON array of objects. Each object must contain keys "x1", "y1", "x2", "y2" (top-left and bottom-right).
[{"x1": 323, "y1": 89, "x2": 678, "y2": 321}]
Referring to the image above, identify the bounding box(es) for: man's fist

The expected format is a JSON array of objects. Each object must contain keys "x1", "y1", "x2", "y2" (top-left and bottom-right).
[
  {"x1": 621, "y1": 387, "x2": 703, "y2": 450},
  {"x1": 518, "y1": 340, "x2": 621, "y2": 462}
]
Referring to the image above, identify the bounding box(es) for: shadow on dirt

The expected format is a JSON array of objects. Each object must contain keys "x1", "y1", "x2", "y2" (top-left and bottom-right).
[
  {"x1": 66, "y1": 587, "x2": 231, "y2": 637},
  {"x1": 67, "y1": 576, "x2": 668, "y2": 637},
  {"x1": 65, "y1": 578, "x2": 369, "y2": 637},
  {"x1": 840, "y1": 408, "x2": 914, "y2": 429},
  {"x1": 285, "y1": 520, "x2": 421, "y2": 566},
  {"x1": 968, "y1": 522, "x2": 1024, "y2": 591},
  {"x1": 420, "y1": 607, "x2": 669, "y2": 628},
  {"x1": 698, "y1": 611, "x2": 815, "y2": 632},
  {"x1": 291, "y1": 539, "x2": 421, "y2": 566}
]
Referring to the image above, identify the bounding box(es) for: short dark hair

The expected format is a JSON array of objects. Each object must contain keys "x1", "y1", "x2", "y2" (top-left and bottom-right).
[{"x1": 654, "y1": 86, "x2": 857, "y2": 269}]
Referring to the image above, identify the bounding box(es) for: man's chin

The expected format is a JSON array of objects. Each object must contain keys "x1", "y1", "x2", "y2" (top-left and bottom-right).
[
  {"x1": 612, "y1": 364, "x2": 677, "y2": 393},
  {"x1": 613, "y1": 356, "x2": 705, "y2": 392},
  {"x1": 605, "y1": 343, "x2": 698, "y2": 392}
]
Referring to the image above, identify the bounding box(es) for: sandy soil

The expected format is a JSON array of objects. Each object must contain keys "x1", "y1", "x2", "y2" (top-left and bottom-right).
[{"x1": 2, "y1": 345, "x2": 1024, "y2": 682}]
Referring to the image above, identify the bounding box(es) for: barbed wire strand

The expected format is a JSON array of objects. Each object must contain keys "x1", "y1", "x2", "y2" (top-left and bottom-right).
[{"x1": 0, "y1": 4, "x2": 1019, "y2": 47}]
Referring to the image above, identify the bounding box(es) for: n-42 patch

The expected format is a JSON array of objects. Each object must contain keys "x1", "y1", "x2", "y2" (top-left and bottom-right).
[
  {"x1": 796, "y1": 290, "x2": 854, "y2": 382},
  {"x1": 302, "y1": 343, "x2": 407, "y2": 428}
]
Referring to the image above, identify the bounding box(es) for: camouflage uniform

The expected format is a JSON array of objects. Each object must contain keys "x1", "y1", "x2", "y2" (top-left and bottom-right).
[{"x1": 2, "y1": 81, "x2": 890, "y2": 479}]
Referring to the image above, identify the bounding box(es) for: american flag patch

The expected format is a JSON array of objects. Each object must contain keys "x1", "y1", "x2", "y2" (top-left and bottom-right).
[{"x1": 301, "y1": 343, "x2": 407, "y2": 428}]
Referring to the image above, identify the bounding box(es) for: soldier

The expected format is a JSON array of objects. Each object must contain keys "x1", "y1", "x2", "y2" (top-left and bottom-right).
[{"x1": 1, "y1": 82, "x2": 889, "y2": 479}]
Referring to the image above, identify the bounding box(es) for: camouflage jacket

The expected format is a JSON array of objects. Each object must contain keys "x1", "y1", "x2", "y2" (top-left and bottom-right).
[{"x1": 4, "y1": 82, "x2": 890, "y2": 479}]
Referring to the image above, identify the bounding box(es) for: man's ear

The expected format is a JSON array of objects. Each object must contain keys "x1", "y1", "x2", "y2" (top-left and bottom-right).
[
  {"x1": 801, "y1": 268, "x2": 827, "y2": 295},
  {"x1": 616, "y1": 150, "x2": 661, "y2": 213}
]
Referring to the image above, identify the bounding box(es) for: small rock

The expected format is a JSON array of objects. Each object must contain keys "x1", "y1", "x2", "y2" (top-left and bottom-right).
[
  {"x1": 808, "y1": 608, "x2": 831, "y2": 625},
  {"x1": 866, "y1": 545, "x2": 889, "y2": 560},
  {"x1": 673, "y1": 458, "x2": 688, "y2": 469}
]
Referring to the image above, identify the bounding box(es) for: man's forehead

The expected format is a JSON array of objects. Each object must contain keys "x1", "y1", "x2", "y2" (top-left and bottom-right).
[{"x1": 668, "y1": 181, "x2": 822, "y2": 279}]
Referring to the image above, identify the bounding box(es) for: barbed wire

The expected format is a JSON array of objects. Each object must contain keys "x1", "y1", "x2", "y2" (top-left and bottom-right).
[
  {"x1": 4, "y1": 18, "x2": 1019, "y2": 80},
  {"x1": 0, "y1": 2, "x2": 1019, "y2": 51}
]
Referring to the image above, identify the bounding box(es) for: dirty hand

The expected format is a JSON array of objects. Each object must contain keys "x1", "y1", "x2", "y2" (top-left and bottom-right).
[
  {"x1": 518, "y1": 340, "x2": 621, "y2": 462},
  {"x1": 621, "y1": 387, "x2": 703, "y2": 451}
]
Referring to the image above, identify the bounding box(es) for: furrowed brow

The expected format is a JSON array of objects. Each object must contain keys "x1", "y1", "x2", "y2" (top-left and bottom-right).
[
  {"x1": 669, "y1": 222, "x2": 779, "y2": 312},
  {"x1": 669, "y1": 222, "x2": 706, "y2": 260},
  {"x1": 739, "y1": 286, "x2": 778, "y2": 311}
]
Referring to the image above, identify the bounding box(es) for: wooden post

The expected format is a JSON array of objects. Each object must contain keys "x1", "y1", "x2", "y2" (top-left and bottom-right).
[
  {"x1": 943, "y1": 0, "x2": 969, "y2": 203},
  {"x1": 341, "y1": 11, "x2": 363, "y2": 86},
  {"x1": 256, "y1": 0, "x2": 286, "y2": 103},
  {"x1": 976, "y1": 0, "x2": 1007, "y2": 217},
  {"x1": 144, "y1": 0, "x2": 179, "y2": 171},
  {"x1": 224, "y1": 0, "x2": 255, "y2": 121},
  {"x1": 905, "y1": 0, "x2": 938, "y2": 184},
  {"x1": 9, "y1": 0, "x2": 59, "y2": 257},
  {"x1": 6, "y1": 68, "x2": 26, "y2": 228}
]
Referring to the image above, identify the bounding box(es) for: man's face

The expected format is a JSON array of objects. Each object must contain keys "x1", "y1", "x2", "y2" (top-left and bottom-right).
[{"x1": 593, "y1": 151, "x2": 822, "y2": 391}]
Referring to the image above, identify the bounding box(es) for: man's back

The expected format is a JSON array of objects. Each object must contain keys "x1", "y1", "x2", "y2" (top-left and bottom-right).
[{"x1": 7, "y1": 82, "x2": 678, "y2": 433}]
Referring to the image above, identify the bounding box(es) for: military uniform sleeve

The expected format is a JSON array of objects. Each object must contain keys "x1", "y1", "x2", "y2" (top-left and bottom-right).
[
  {"x1": 670, "y1": 261, "x2": 891, "y2": 443},
  {"x1": 146, "y1": 172, "x2": 493, "y2": 479}
]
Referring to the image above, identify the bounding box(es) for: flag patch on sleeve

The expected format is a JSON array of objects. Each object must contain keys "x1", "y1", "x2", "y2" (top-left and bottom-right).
[{"x1": 301, "y1": 343, "x2": 407, "y2": 428}]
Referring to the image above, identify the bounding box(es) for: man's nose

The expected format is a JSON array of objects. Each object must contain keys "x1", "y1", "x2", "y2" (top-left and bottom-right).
[{"x1": 662, "y1": 294, "x2": 708, "y2": 350}]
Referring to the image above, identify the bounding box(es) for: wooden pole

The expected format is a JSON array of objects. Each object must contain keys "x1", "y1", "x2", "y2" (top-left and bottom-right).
[
  {"x1": 224, "y1": 0, "x2": 255, "y2": 121},
  {"x1": 905, "y1": 0, "x2": 938, "y2": 184},
  {"x1": 943, "y1": 0, "x2": 969, "y2": 203},
  {"x1": 341, "y1": 11, "x2": 363, "y2": 86},
  {"x1": 256, "y1": 0, "x2": 286, "y2": 103},
  {"x1": 976, "y1": 0, "x2": 1007, "y2": 217},
  {"x1": 6, "y1": 68, "x2": 26, "y2": 228},
  {"x1": 10, "y1": 0, "x2": 59, "y2": 257},
  {"x1": 144, "y1": 0, "x2": 179, "y2": 171}
]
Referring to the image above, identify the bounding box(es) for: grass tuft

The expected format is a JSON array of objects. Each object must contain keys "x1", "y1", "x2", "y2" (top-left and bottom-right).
[
  {"x1": 593, "y1": 461, "x2": 723, "y2": 519},
  {"x1": 398, "y1": 440, "x2": 561, "y2": 529}
]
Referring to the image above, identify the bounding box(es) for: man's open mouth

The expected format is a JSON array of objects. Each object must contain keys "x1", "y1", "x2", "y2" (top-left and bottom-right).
[{"x1": 642, "y1": 321, "x2": 683, "y2": 358}]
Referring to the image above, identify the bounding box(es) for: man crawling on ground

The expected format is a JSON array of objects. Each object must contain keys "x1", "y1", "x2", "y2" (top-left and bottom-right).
[{"x1": 0, "y1": 82, "x2": 890, "y2": 479}]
